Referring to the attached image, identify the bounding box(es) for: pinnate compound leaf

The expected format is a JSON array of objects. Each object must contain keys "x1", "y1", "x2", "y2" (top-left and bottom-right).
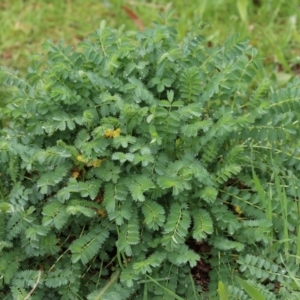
[
  {"x1": 181, "y1": 119, "x2": 213, "y2": 137},
  {"x1": 0, "y1": 250, "x2": 22, "y2": 284},
  {"x1": 108, "y1": 200, "x2": 132, "y2": 225},
  {"x1": 42, "y1": 200, "x2": 69, "y2": 229},
  {"x1": 37, "y1": 165, "x2": 69, "y2": 194},
  {"x1": 92, "y1": 160, "x2": 121, "y2": 183},
  {"x1": 133, "y1": 251, "x2": 166, "y2": 274},
  {"x1": 116, "y1": 214, "x2": 139, "y2": 256},
  {"x1": 199, "y1": 186, "x2": 218, "y2": 203},
  {"x1": 35, "y1": 145, "x2": 73, "y2": 166},
  {"x1": 103, "y1": 182, "x2": 128, "y2": 213},
  {"x1": 192, "y1": 209, "x2": 213, "y2": 241},
  {"x1": 157, "y1": 175, "x2": 191, "y2": 195},
  {"x1": 11, "y1": 287, "x2": 27, "y2": 299},
  {"x1": 161, "y1": 204, "x2": 191, "y2": 250},
  {"x1": 45, "y1": 268, "x2": 73, "y2": 288},
  {"x1": 112, "y1": 152, "x2": 135, "y2": 163},
  {"x1": 69, "y1": 227, "x2": 109, "y2": 264},
  {"x1": 127, "y1": 175, "x2": 155, "y2": 201},
  {"x1": 214, "y1": 164, "x2": 241, "y2": 184},
  {"x1": 180, "y1": 66, "x2": 201, "y2": 102},
  {"x1": 66, "y1": 205, "x2": 96, "y2": 218},
  {"x1": 142, "y1": 200, "x2": 165, "y2": 230},
  {"x1": 120, "y1": 267, "x2": 140, "y2": 288},
  {"x1": 6, "y1": 207, "x2": 36, "y2": 240},
  {"x1": 112, "y1": 135, "x2": 137, "y2": 148},
  {"x1": 168, "y1": 244, "x2": 200, "y2": 267},
  {"x1": 214, "y1": 236, "x2": 244, "y2": 252}
]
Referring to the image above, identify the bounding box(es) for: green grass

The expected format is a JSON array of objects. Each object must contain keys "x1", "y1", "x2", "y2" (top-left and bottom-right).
[
  {"x1": 1, "y1": 0, "x2": 300, "y2": 77},
  {"x1": 0, "y1": 0, "x2": 111, "y2": 70}
]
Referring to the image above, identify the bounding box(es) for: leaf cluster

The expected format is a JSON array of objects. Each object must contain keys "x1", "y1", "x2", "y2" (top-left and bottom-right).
[{"x1": 1, "y1": 17, "x2": 300, "y2": 299}]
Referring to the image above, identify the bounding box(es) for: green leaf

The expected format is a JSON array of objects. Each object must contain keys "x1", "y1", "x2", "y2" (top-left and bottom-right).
[
  {"x1": 162, "y1": 204, "x2": 191, "y2": 250},
  {"x1": 103, "y1": 182, "x2": 128, "y2": 213},
  {"x1": 236, "y1": 276, "x2": 266, "y2": 300},
  {"x1": 145, "y1": 275, "x2": 185, "y2": 300},
  {"x1": 192, "y1": 209, "x2": 213, "y2": 240},
  {"x1": 127, "y1": 175, "x2": 155, "y2": 201},
  {"x1": 45, "y1": 268, "x2": 74, "y2": 288},
  {"x1": 157, "y1": 175, "x2": 191, "y2": 195},
  {"x1": 214, "y1": 237, "x2": 244, "y2": 251},
  {"x1": 69, "y1": 227, "x2": 109, "y2": 264},
  {"x1": 108, "y1": 201, "x2": 132, "y2": 225},
  {"x1": 37, "y1": 165, "x2": 69, "y2": 194},
  {"x1": 42, "y1": 200, "x2": 69, "y2": 229},
  {"x1": 112, "y1": 135, "x2": 136, "y2": 149},
  {"x1": 120, "y1": 267, "x2": 140, "y2": 288},
  {"x1": 142, "y1": 200, "x2": 165, "y2": 230},
  {"x1": 133, "y1": 251, "x2": 166, "y2": 274},
  {"x1": 180, "y1": 66, "x2": 201, "y2": 102},
  {"x1": 199, "y1": 186, "x2": 218, "y2": 203},
  {"x1": 167, "y1": 89, "x2": 174, "y2": 102},
  {"x1": 214, "y1": 164, "x2": 241, "y2": 184},
  {"x1": 6, "y1": 207, "x2": 36, "y2": 240},
  {"x1": 116, "y1": 214, "x2": 140, "y2": 256},
  {"x1": 218, "y1": 281, "x2": 229, "y2": 300},
  {"x1": 181, "y1": 120, "x2": 213, "y2": 137},
  {"x1": 0, "y1": 250, "x2": 23, "y2": 284},
  {"x1": 236, "y1": 0, "x2": 248, "y2": 23},
  {"x1": 168, "y1": 245, "x2": 200, "y2": 267},
  {"x1": 112, "y1": 152, "x2": 135, "y2": 163},
  {"x1": 94, "y1": 160, "x2": 121, "y2": 183},
  {"x1": 25, "y1": 225, "x2": 49, "y2": 241},
  {"x1": 158, "y1": 100, "x2": 172, "y2": 107},
  {"x1": 66, "y1": 205, "x2": 96, "y2": 218}
]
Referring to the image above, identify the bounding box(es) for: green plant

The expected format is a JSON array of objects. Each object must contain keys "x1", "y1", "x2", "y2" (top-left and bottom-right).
[{"x1": 1, "y1": 15, "x2": 300, "y2": 299}]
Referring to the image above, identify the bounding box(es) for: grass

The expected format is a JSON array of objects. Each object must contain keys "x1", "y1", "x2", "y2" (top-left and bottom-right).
[
  {"x1": 0, "y1": 0, "x2": 111, "y2": 70},
  {"x1": 1, "y1": 0, "x2": 300, "y2": 77}
]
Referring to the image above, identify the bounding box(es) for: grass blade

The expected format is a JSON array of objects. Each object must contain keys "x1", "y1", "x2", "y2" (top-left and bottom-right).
[
  {"x1": 218, "y1": 281, "x2": 229, "y2": 300},
  {"x1": 275, "y1": 172, "x2": 289, "y2": 259},
  {"x1": 236, "y1": 276, "x2": 266, "y2": 300},
  {"x1": 145, "y1": 274, "x2": 185, "y2": 300}
]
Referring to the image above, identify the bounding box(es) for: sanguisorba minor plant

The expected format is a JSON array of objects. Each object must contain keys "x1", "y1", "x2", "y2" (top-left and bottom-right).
[{"x1": 1, "y1": 14, "x2": 300, "y2": 299}]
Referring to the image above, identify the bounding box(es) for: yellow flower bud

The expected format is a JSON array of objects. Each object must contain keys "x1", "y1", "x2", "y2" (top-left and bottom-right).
[
  {"x1": 234, "y1": 205, "x2": 243, "y2": 215},
  {"x1": 76, "y1": 155, "x2": 89, "y2": 164},
  {"x1": 104, "y1": 128, "x2": 121, "y2": 138},
  {"x1": 88, "y1": 159, "x2": 103, "y2": 167},
  {"x1": 113, "y1": 128, "x2": 121, "y2": 138},
  {"x1": 71, "y1": 170, "x2": 80, "y2": 178}
]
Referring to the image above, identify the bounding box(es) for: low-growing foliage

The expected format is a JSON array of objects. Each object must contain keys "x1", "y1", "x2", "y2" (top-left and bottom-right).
[{"x1": 1, "y1": 14, "x2": 300, "y2": 299}]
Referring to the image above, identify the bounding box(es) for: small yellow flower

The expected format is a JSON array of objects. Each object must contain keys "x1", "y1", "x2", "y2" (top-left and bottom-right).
[
  {"x1": 88, "y1": 159, "x2": 103, "y2": 167},
  {"x1": 104, "y1": 128, "x2": 121, "y2": 138},
  {"x1": 234, "y1": 205, "x2": 243, "y2": 215},
  {"x1": 76, "y1": 155, "x2": 89, "y2": 164},
  {"x1": 71, "y1": 170, "x2": 80, "y2": 178},
  {"x1": 104, "y1": 129, "x2": 114, "y2": 138},
  {"x1": 112, "y1": 128, "x2": 121, "y2": 138}
]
